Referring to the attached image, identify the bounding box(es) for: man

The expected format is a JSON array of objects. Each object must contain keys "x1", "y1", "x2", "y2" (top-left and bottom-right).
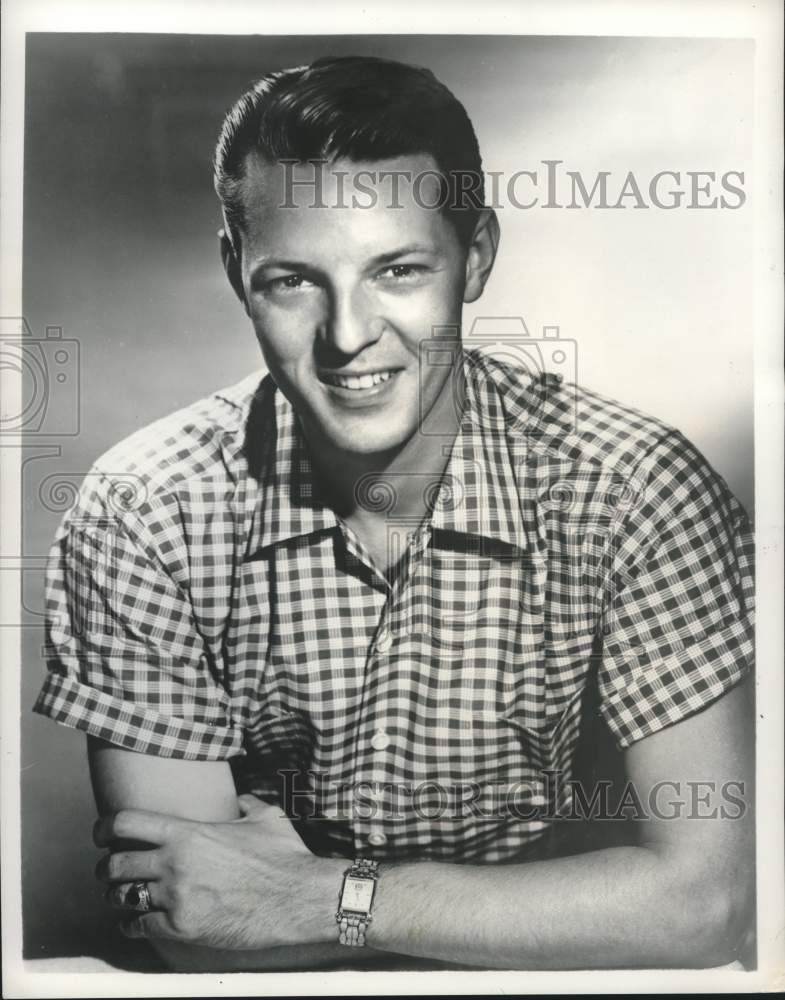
[{"x1": 34, "y1": 55, "x2": 754, "y2": 971}]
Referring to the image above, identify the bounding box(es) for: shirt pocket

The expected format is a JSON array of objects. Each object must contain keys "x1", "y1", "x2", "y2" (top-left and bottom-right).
[
  {"x1": 496, "y1": 683, "x2": 586, "y2": 774},
  {"x1": 467, "y1": 687, "x2": 585, "y2": 818}
]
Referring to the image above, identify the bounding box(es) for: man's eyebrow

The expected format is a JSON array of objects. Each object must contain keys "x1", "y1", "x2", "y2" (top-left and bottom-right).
[
  {"x1": 369, "y1": 243, "x2": 440, "y2": 265},
  {"x1": 250, "y1": 257, "x2": 313, "y2": 275}
]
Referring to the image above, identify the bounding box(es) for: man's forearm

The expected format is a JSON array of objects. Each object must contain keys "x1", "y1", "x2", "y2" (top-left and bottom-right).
[
  {"x1": 366, "y1": 844, "x2": 749, "y2": 969},
  {"x1": 150, "y1": 938, "x2": 387, "y2": 972},
  {"x1": 91, "y1": 687, "x2": 753, "y2": 971},
  {"x1": 145, "y1": 854, "x2": 380, "y2": 971}
]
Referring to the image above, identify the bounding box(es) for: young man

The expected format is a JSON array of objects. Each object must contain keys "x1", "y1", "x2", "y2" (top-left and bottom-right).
[{"x1": 34, "y1": 56, "x2": 755, "y2": 971}]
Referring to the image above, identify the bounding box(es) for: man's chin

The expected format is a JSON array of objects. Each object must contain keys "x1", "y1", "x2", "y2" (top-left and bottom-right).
[
  {"x1": 330, "y1": 431, "x2": 411, "y2": 459},
  {"x1": 312, "y1": 417, "x2": 416, "y2": 462}
]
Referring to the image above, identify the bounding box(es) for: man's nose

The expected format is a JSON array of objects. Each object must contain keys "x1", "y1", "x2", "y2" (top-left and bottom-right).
[{"x1": 321, "y1": 287, "x2": 384, "y2": 355}]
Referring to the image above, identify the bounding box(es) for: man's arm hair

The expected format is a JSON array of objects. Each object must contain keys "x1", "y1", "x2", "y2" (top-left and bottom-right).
[
  {"x1": 87, "y1": 738, "x2": 388, "y2": 971},
  {"x1": 364, "y1": 679, "x2": 755, "y2": 969},
  {"x1": 90, "y1": 674, "x2": 754, "y2": 970}
]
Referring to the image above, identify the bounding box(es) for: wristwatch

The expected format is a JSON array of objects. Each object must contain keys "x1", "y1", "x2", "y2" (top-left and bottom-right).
[{"x1": 335, "y1": 858, "x2": 380, "y2": 946}]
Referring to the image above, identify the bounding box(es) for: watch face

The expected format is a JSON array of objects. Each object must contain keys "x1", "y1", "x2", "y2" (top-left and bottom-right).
[{"x1": 340, "y1": 876, "x2": 375, "y2": 913}]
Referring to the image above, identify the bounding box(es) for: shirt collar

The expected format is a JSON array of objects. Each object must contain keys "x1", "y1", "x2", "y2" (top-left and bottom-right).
[
  {"x1": 223, "y1": 375, "x2": 338, "y2": 555},
  {"x1": 429, "y1": 351, "x2": 543, "y2": 551},
  {"x1": 234, "y1": 353, "x2": 546, "y2": 557}
]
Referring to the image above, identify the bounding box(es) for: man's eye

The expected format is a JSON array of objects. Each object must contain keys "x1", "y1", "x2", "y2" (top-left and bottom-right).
[
  {"x1": 270, "y1": 274, "x2": 314, "y2": 292},
  {"x1": 378, "y1": 264, "x2": 426, "y2": 281}
]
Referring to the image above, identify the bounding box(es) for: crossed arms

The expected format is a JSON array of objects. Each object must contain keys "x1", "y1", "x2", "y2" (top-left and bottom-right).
[{"x1": 88, "y1": 678, "x2": 755, "y2": 972}]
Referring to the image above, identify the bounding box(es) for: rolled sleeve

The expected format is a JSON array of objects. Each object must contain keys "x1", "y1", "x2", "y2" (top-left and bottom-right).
[
  {"x1": 33, "y1": 475, "x2": 244, "y2": 760},
  {"x1": 598, "y1": 432, "x2": 754, "y2": 748}
]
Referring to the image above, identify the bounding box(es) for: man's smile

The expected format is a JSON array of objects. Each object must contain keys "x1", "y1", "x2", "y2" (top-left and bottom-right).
[{"x1": 316, "y1": 367, "x2": 404, "y2": 401}]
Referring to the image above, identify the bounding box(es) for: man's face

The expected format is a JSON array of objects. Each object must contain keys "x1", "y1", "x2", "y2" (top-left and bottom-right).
[{"x1": 229, "y1": 155, "x2": 477, "y2": 459}]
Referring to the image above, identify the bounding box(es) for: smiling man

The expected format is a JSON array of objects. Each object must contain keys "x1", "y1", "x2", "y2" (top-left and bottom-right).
[
  {"x1": 34, "y1": 56, "x2": 755, "y2": 972},
  {"x1": 222, "y1": 148, "x2": 485, "y2": 561}
]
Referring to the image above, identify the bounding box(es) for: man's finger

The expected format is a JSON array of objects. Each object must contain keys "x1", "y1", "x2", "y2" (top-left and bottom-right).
[
  {"x1": 105, "y1": 879, "x2": 164, "y2": 911},
  {"x1": 120, "y1": 911, "x2": 178, "y2": 940},
  {"x1": 95, "y1": 849, "x2": 162, "y2": 883},
  {"x1": 237, "y1": 793, "x2": 273, "y2": 819},
  {"x1": 93, "y1": 809, "x2": 182, "y2": 848}
]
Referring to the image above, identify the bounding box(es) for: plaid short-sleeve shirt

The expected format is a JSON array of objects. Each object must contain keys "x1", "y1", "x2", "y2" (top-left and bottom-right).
[{"x1": 34, "y1": 352, "x2": 754, "y2": 863}]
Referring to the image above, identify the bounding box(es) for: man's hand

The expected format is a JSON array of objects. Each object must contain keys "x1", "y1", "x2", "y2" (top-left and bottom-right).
[{"x1": 93, "y1": 794, "x2": 346, "y2": 950}]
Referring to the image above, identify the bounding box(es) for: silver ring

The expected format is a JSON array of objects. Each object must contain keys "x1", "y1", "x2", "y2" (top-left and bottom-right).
[{"x1": 125, "y1": 880, "x2": 152, "y2": 912}]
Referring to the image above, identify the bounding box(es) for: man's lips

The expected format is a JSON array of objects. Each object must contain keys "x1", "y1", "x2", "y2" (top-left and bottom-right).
[{"x1": 317, "y1": 368, "x2": 404, "y2": 390}]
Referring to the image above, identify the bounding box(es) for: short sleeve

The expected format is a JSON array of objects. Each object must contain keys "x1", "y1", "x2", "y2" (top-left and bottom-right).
[
  {"x1": 598, "y1": 432, "x2": 754, "y2": 748},
  {"x1": 33, "y1": 473, "x2": 244, "y2": 760}
]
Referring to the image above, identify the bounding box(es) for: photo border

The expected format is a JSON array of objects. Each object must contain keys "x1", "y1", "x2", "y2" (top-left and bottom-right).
[{"x1": 2, "y1": 1, "x2": 782, "y2": 995}]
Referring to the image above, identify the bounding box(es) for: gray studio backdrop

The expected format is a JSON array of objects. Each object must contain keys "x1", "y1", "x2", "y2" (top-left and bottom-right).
[{"x1": 20, "y1": 33, "x2": 753, "y2": 961}]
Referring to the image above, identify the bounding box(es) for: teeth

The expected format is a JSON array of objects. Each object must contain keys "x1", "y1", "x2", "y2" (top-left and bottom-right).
[{"x1": 326, "y1": 371, "x2": 395, "y2": 389}]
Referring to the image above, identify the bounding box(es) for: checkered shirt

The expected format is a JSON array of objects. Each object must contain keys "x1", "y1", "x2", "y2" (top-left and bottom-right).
[{"x1": 34, "y1": 351, "x2": 755, "y2": 863}]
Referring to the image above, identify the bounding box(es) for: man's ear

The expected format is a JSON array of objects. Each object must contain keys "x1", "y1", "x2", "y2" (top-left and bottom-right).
[
  {"x1": 219, "y1": 228, "x2": 249, "y2": 315},
  {"x1": 463, "y1": 209, "x2": 500, "y2": 304}
]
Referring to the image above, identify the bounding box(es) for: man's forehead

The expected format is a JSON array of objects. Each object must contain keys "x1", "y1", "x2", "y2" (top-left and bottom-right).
[
  {"x1": 239, "y1": 152, "x2": 445, "y2": 212},
  {"x1": 235, "y1": 151, "x2": 457, "y2": 260}
]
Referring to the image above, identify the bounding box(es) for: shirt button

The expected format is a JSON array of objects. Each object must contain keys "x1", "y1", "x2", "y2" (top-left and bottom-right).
[
  {"x1": 370, "y1": 729, "x2": 391, "y2": 751},
  {"x1": 375, "y1": 627, "x2": 393, "y2": 653},
  {"x1": 367, "y1": 831, "x2": 388, "y2": 847}
]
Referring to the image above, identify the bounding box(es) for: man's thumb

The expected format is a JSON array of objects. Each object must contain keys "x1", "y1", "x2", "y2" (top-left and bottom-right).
[{"x1": 237, "y1": 793, "x2": 268, "y2": 819}]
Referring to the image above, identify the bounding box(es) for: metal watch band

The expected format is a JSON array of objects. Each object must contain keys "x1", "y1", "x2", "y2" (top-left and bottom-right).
[{"x1": 336, "y1": 858, "x2": 380, "y2": 947}]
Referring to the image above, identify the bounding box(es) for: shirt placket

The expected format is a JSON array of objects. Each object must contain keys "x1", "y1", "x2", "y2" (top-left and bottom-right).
[{"x1": 341, "y1": 520, "x2": 432, "y2": 856}]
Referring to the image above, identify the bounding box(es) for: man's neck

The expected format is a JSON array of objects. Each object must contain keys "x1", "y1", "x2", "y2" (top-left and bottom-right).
[{"x1": 305, "y1": 391, "x2": 463, "y2": 528}]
